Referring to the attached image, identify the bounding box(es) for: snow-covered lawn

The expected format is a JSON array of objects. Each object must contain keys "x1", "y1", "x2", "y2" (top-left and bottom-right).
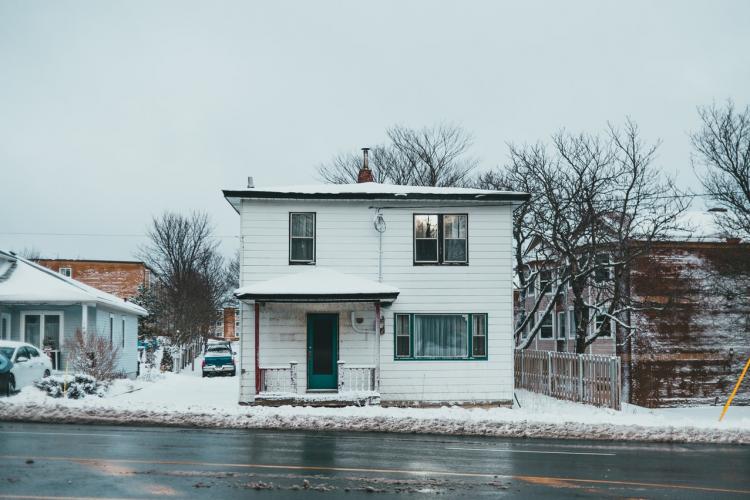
[{"x1": 1, "y1": 358, "x2": 748, "y2": 445}]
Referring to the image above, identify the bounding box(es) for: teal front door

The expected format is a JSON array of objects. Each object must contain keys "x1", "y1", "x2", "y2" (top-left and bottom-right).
[{"x1": 307, "y1": 313, "x2": 338, "y2": 390}]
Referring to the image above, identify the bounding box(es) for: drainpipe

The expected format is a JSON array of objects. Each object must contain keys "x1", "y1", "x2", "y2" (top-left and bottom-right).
[
  {"x1": 373, "y1": 210, "x2": 386, "y2": 283},
  {"x1": 374, "y1": 301, "x2": 381, "y2": 393},
  {"x1": 254, "y1": 302, "x2": 260, "y2": 395}
]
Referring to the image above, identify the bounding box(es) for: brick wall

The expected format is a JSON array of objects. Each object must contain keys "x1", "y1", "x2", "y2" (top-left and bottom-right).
[{"x1": 34, "y1": 259, "x2": 150, "y2": 300}]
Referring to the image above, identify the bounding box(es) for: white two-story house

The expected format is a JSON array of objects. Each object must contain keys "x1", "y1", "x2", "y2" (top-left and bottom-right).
[{"x1": 223, "y1": 160, "x2": 528, "y2": 406}]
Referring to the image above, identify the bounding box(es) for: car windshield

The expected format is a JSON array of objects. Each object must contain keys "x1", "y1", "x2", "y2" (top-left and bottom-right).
[{"x1": 0, "y1": 347, "x2": 15, "y2": 359}]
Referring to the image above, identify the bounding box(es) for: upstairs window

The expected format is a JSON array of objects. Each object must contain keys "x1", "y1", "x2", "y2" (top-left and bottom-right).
[
  {"x1": 539, "y1": 313, "x2": 554, "y2": 339},
  {"x1": 59, "y1": 267, "x2": 72, "y2": 278},
  {"x1": 539, "y1": 269, "x2": 553, "y2": 295},
  {"x1": 594, "y1": 254, "x2": 611, "y2": 283},
  {"x1": 289, "y1": 213, "x2": 316, "y2": 264},
  {"x1": 557, "y1": 311, "x2": 567, "y2": 340},
  {"x1": 414, "y1": 214, "x2": 468, "y2": 265}
]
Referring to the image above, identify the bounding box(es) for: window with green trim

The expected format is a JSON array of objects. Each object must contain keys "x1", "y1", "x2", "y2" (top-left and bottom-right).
[{"x1": 394, "y1": 313, "x2": 487, "y2": 360}]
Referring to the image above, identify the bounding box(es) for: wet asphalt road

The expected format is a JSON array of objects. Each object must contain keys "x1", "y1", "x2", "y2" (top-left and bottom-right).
[{"x1": 0, "y1": 422, "x2": 748, "y2": 499}]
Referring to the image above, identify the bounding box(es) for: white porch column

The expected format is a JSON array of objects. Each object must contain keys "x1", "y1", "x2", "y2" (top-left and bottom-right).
[{"x1": 81, "y1": 304, "x2": 88, "y2": 332}]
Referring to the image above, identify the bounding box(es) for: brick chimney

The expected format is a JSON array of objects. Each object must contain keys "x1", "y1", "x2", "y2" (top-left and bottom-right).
[{"x1": 357, "y1": 147, "x2": 375, "y2": 183}]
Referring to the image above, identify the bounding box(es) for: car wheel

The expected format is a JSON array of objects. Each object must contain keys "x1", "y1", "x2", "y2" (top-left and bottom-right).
[
  {"x1": 44, "y1": 369, "x2": 51, "y2": 378},
  {"x1": 230, "y1": 371, "x2": 236, "y2": 377},
  {"x1": 9, "y1": 375, "x2": 16, "y2": 394},
  {"x1": 202, "y1": 373, "x2": 206, "y2": 378}
]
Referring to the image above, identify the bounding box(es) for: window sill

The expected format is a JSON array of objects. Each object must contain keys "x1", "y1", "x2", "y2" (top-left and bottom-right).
[
  {"x1": 413, "y1": 262, "x2": 469, "y2": 266},
  {"x1": 394, "y1": 357, "x2": 488, "y2": 361},
  {"x1": 289, "y1": 261, "x2": 316, "y2": 265}
]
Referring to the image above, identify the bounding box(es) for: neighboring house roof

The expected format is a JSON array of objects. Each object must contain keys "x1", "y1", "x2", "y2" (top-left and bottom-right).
[
  {"x1": 223, "y1": 181, "x2": 530, "y2": 212},
  {"x1": 33, "y1": 258, "x2": 156, "y2": 272},
  {"x1": 0, "y1": 250, "x2": 148, "y2": 316},
  {"x1": 235, "y1": 267, "x2": 400, "y2": 303}
]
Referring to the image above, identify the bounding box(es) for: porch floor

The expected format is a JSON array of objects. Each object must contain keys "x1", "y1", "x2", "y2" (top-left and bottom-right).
[{"x1": 253, "y1": 391, "x2": 380, "y2": 407}]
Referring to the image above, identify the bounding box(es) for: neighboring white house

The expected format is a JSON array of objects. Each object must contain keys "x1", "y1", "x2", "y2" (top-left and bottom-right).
[
  {"x1": 0, "y1": 250, "x2": 148, "y2": 378},
  {"x1": 223, "y1": 163, "x2": 528, "y2": 406}
]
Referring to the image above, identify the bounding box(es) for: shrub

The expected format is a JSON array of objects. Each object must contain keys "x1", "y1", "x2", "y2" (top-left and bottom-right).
[
  {"x1": 160, "y1": 348, "x2": 174, "y2": 372},
  {"x1": 64, "y1": 329, "x2": 122, "y2": 381},
  {"x1": 34, "y1": 374, "x2": 108, "y2": 399}
]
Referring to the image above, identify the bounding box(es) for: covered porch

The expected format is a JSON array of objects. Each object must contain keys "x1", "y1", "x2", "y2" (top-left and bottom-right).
[{"x1": 235, "y1": 268, "x2": 399, "y2": 406}]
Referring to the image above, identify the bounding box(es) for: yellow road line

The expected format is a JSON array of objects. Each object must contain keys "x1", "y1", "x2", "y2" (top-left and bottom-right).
[{"x1": 1, "y1": 454, "x2": 749, "y2": 495}]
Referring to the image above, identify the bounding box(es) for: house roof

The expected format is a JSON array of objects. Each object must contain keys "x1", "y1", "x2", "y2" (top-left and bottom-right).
[
  {"x1": 223, "y1": 182, "x2": 529, "y2": 212},
  {"x1": 0, "y1": 250, "x2": 148, "y2": 316},
  {"x1": 234, "y1": 267, "x2": 400, "y2": 303},
  {"x1": 33, "y1": 258, "x2": 155, "y2": 272}
]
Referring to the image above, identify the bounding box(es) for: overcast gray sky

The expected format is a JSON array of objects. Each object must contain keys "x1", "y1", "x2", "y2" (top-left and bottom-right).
[{"x1": 1, "y1": 0, "x2": 748, "y2": 260}]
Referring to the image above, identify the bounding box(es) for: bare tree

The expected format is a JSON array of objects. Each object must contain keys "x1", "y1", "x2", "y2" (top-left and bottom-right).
[
  {"x1": 317, "y1": 124, "x2": 478, "y2": 187},
  {"x1": 493, "y1": 119, "x2": 690, "y2": 353},
  {"x1": 139, "y1": 212, "x2": 225, "y2": 346},
  {"x1": 691, "y1": 101, "x2": 750, "y2": 239}
]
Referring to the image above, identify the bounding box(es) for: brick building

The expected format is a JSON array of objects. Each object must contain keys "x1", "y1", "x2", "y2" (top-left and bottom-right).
[
  {"x1": 33, "y1": 259, "x2": 152, "y2": 300},
  {"x1": 212, "y1": 306, "x2": 240, "y2": 340},
  {"x1": 515, "y1": 213, "x2": 750, "y2": 408}
]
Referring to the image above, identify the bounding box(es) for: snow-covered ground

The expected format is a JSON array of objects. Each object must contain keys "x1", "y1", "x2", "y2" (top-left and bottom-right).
[{"x1": 1, "y1": 350, "x2": 748, "y2": 444}]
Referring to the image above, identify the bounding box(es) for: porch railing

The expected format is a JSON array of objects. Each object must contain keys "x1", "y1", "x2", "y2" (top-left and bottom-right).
[
  {"x1": 259, "y1": 362, "x2": 298, "y2": 394},
  {"x1": 337, "y1": 361, "x2": 377, "y2": 393},
  {"x1": 515, "y1": 349, "x2": 621, "y2": 410}
]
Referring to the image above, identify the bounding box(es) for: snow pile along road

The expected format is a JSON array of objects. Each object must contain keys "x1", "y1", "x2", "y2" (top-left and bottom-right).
[{"x1": 1, "y1": 369, "x2": 748, "y2": 445}]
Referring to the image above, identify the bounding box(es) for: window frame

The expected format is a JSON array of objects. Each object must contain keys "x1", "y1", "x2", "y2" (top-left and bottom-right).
[
  {"x1": 568, "y1": 307, "x2": 576, "y2": 339},
  {"x1": 59, "y1": 267, "x2": 72, "y2": 278},
  {"x1": 20, "y1": 311, "x2": 64, "y2": 350},
  {"x1": 413, "y1": 213, "x2": 469, "y2": 266},
  {"x1": 539, "y1": 269, "x2": 553, "y2": 295},
  {"x1": 538, "y1": 312, "x2": 554, "y2": 339},
  {"x1": 593, "y1": 311, "x2": 614, "y2": 338},
  {"x1": 288, "y1": 212, "x2": 316, "y2": 265},
  {"x1": 557, "y1": 310, "x2": 567, "y2": 340},
  {"x1": 393, "y1": 312, "x2": 487, "y2": 361}
]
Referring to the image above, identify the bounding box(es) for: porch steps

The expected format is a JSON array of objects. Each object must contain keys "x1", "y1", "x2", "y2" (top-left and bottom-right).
[{"x1": 252, "y1": 392, "x2": 380, "y2": 407}]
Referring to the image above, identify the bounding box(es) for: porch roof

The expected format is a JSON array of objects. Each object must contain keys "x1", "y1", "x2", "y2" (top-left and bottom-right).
[{"x1": 234, "y1": 268, "x2": 400, "y2": 304}]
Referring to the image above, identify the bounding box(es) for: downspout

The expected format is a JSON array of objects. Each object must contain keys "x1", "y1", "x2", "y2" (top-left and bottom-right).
[
  {"x1": 254, "y1": 302, "x2": 260, "y2": 395},
  {"x1": 375, "y1": 301, "x2": 381, "y2": 393},
  {"x1": 373, "y1": 210, "x2": 386, "y2": 394}
]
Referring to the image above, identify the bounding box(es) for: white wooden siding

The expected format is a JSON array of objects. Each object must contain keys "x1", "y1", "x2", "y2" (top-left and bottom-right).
[{"x1": 238, "y1": 199, "x2": 514, "y2": 404}]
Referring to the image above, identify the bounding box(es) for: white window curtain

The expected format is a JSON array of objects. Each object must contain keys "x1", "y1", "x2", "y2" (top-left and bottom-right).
[{"x1": 413, "y1": 314, "x2": 468, "y2": 358}]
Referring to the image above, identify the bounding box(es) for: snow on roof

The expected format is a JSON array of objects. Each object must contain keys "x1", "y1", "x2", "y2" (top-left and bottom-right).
[
  {"x1": 223, "y1": 182, "x2": 529, "y2": 211},
  {"x1": 235, "y1": 267, "x2": 399, "y2": 302},
  {"x1": 241, "y1": 182, "x2": 525, "y2": 196},
  {"x1": 0, "y1": 250, "x2": 147, "y2": 316}
]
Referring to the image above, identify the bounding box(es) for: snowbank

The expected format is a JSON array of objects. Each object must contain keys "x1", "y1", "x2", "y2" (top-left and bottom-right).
[{"x1": 1, "y1": 371, "x2": 747, "y2": 445}]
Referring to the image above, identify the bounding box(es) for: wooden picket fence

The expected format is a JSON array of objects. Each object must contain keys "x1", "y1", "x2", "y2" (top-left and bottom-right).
[{"x1": 515, "y1": 350, "x2": 622, "y2": 410}]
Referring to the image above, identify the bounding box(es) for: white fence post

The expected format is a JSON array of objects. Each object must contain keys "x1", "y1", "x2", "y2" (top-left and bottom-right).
[
  {"x1": 547, "y1": 351, "x2": 552, "y2": 395},
  {"x1": 289, "y1": 361, "x2": 298, "y2": 394},
  {"x1": 577, "y1": 355, "x2": 584, "y2": 402},
  {"x1": 337, "y1": 360, "x2": 345, "y2": 392}
]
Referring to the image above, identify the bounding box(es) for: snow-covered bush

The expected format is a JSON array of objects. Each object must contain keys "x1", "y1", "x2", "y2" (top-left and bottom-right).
[
  {"x1": 34, "y1": 374, "x2": 109, "y2": 399},
  {"x1": 64, "y1": 329, "x2": 121, "y2": 381}
]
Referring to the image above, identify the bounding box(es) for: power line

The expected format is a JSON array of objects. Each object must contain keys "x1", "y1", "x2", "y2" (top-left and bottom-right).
[{"x1": 0, "y1": 231, "x2": 239, "y2": 239}]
